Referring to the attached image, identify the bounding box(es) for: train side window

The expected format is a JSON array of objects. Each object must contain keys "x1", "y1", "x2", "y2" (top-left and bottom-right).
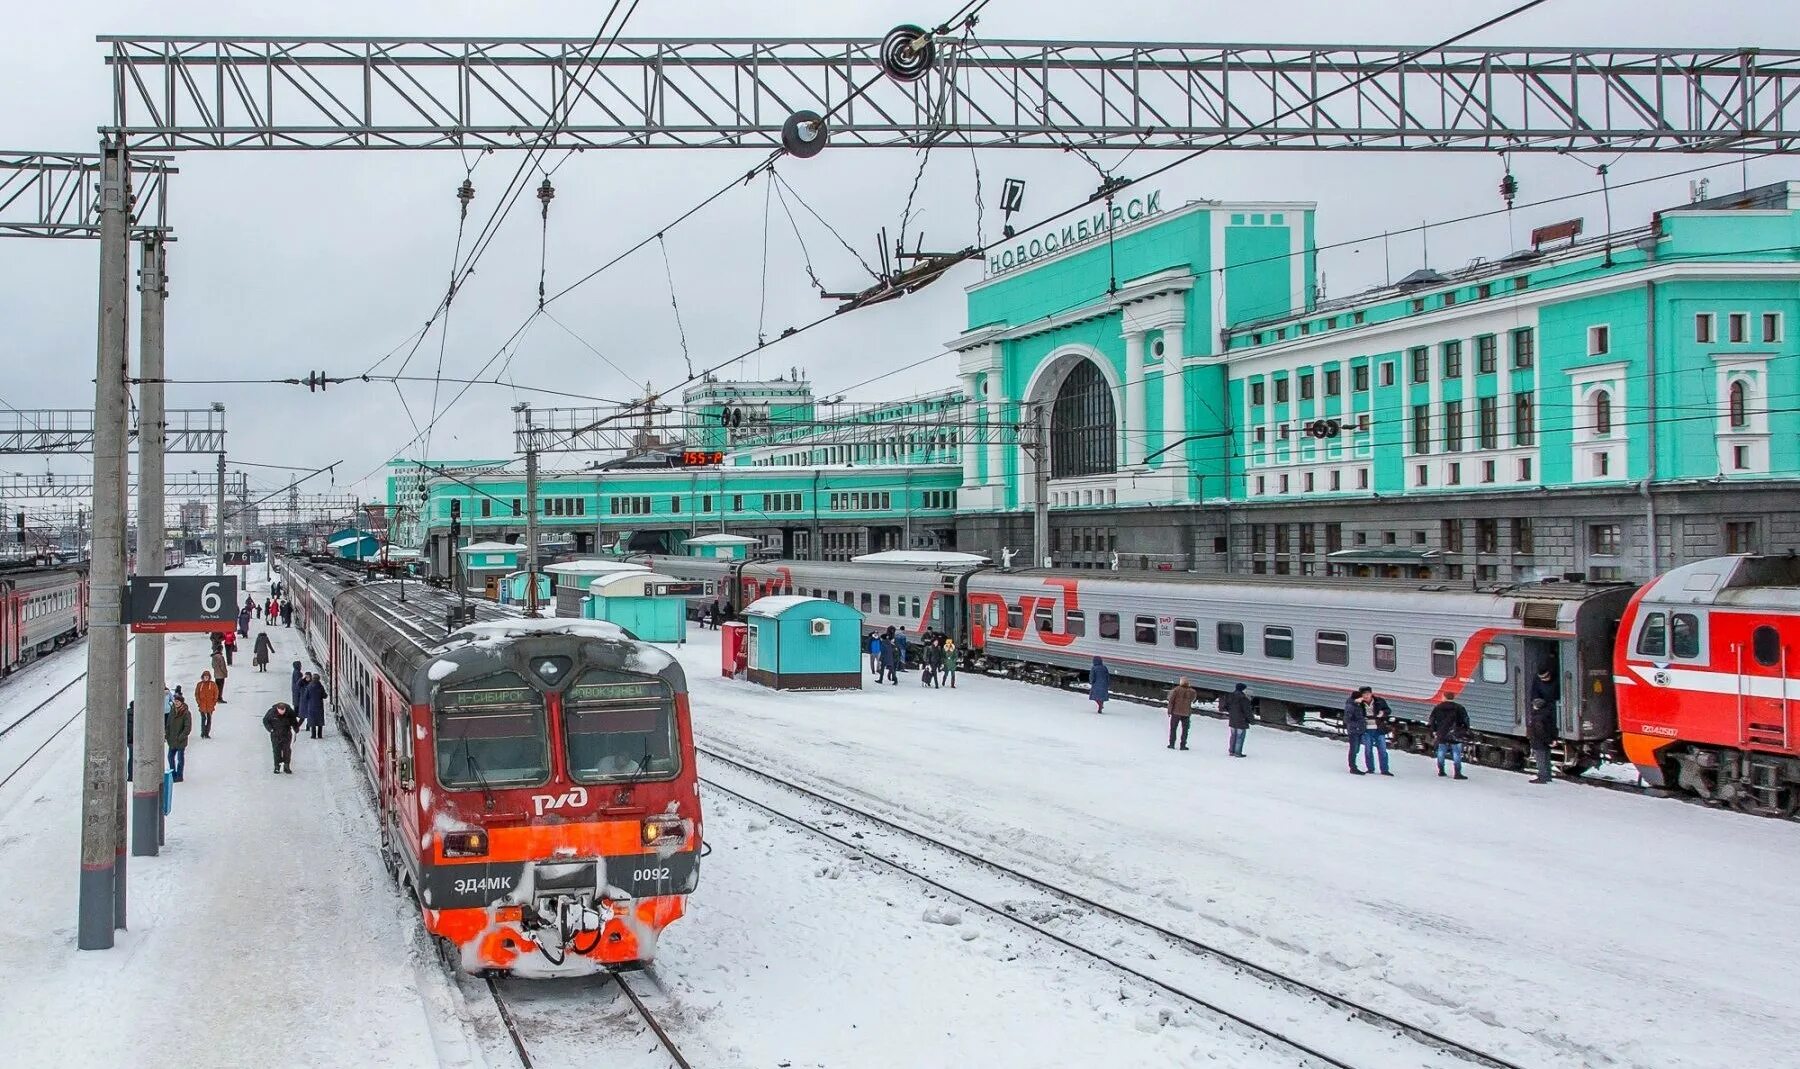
[
  {"x1": 1008, "y1": 606, "x2": 1024, "y2": 630},
  {"x1": 986, "y1": 604, "x2": 1001, "y2": 628},
  {"x1": 859, "y1": 592, "x2": 872, "y2": 613},
  {"x1": 1264, "y1": 626, "x2": 1294, "y2": 660},
  {"x1": 1134, "y1": 616, "x2": 1158, "y2": 644},
  {"x1": 1373, "y1": 634, "x2": 1397, "y2": 672},
  {"x1": 1173, "y1": 619, "x2": 1198, "y2": 649},
  {"x1": 1671, "y1": 613, "x2": 1703, "y2": 659},
  {"x1": 1635, "y1": 612, "x2": 1668, "y2": 658},
  {"x1": 1430, "y1": 639, "x2": 1457, "y2": 677},
  {"x1": 1066, "y1": 610, "x2": 1086, "y2": 636},
  {"x1": 929, "y1": 599, "x2": 943, "y2": 623},
  {"x1": 1481, "y1": 642, "x2": 1509, "y2": 683},
  {"x1": 826, "y1": 589, "x2": 837, "y2": 603},
  {"x1": 878, "y1": 594, "x2": 891, "y2": 614},
  {"x1": 1217, "y1": 622, "x2": 1245, "y2": 654},
  {"x1": 1315, "y1": 630, "x2": 1349, "y2": 666},
  {"x1": 1034, "y1": 603, "x2": 1054, "y2": 632},
  {"x1": 1752, "y1": 626, "x2": 1780, "y2": 667},
  {"x1": 1098, "y1": 612, "x2": 1120, "y2": 640}
]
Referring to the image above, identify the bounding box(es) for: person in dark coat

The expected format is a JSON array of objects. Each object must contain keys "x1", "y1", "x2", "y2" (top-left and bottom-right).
[
  {"x1": 263, "y1": 702, "x2": 301, "y2": 773},
  {"x1": 252, "y1": 632, "x2": 273, "y2": 672},
  {"x1": 1528, "y1": 668, "x2": 1560, "y2": 783},
  {"x1": 1343, "y1": 688, "x2": 1371, "y2": 774},
  {"x1": 1429, "y1": 691, "x2": 1471, "y2": 779},
  {"x1": 281, "y1": 598, "x2": 293, "y2": 627},
  {"x1": 166, "y1": 694, "x2": 193, "y2": 782},
  {"x1": 210, "y1": 648, "x2": 230, "y2": 701},
  {"x1": 236, "y1": 605, "x2": 251, "y2": 637},
  {"x1": 1166, "y1": 677, "x2": 1197, "y2": 750},
  {"x1": 878, "y1": 633, "x2": 900, "y2": 685},
  {"x1": 299, "y1": 672, "x2": 328, "y2": 739},
  {"x1": 290, "y1": 660, "x2": 304, "y2": 713},
  {"x1": 1222, "y1": 682, "x2": 1253, "y2": 756},
  {"x1": 1362, "y1": 689, "x2": 1395, "y2": 776},
  {"x1": 923, "y1": 638, "x2": 945, "y2": 688},
  {"x1": 1088, "y1": 657, "x2": 1111, "y2": 713}
]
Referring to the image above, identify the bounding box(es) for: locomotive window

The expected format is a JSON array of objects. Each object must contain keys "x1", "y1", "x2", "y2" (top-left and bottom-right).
[
  {"x1": 564, "y1": 672, "x2": 680, "y2": 785},
  {"x1": 1316, "y1": 630, "x2": 1349, "y2": 666},
  {"x1": 1635, "y1": 612, "x2": 1668, "y2": 658},
  {"x1": 1481, "y1": 643, "x2": 1509, "y2": 683},
  {"x1": 1752, "y1": 626, "x2": 1780, "y2": 667},
  {"x1": 1134, "y1": 616, "x2": 1158, "y2": 644},
  {"x1": 434, "y1": 672, "x2": 550, "y2": 790},
  {"x1": 879, "y1": 594, "x2": 892, "y2": 615},
  {"x1": 1430, "y1": 639, "x2": 1458, "y2": 678},
  {"x1": 1173, "y1": 620, "x2": 1198, "y2": 649},
  {"x1": 1263, "y1": 627, "x2": 1294, "y2": 660},
  {"x1": 1373, "y1": 635, "x2": 1397, "y2": 672},
  {"x1": 1035, "y1": 603, "x2": 1054, "y2": 632},
  {"x1": 1217, "y1": 622, "x2": 1245, "y2": 655},
  {"x1": 1065, "y1": 610, "x2": 1086, "y2": 637},
  {"x1": 1098, "y1": 613, "x2": 1120, "y2": 640},
  {"x1": 1671, "y1": 613, "x2": 1702, "y2": 659}
]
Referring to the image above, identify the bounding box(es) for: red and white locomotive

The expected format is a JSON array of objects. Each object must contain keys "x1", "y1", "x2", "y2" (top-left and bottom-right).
[
  {"x1": 284, "y1": 556, "x2": 702, "y2": 975},
  {"x1": 1616, "y1": 555, "x2": 1799, "y2": 818},
  {"x1": 0, "y1": 562, "x2": 89, "y2": 674}
]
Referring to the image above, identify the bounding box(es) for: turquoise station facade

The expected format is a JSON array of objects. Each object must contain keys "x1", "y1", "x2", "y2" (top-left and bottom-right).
[{"x1": 396, "y1": 181, "x2": 1800, "y2": 583}]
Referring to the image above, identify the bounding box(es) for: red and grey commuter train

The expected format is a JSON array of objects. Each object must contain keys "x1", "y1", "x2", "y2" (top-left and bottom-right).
[
  {"x1": 637, "y1": 551, "x2": 1798, "y2": 817},
  {"x1": 0, "y1": 562, "x2": 89, "y2": 674},
  {"x1": 283, "y1": 556, "x2": 702, "y2": 975}
]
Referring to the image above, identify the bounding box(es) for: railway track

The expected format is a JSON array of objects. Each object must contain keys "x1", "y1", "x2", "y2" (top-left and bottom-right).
[
  {"x1": 484, "y1": 971, "x2": 693, "y2": 1069},
  {"x1": 700, "y1": 744, "x2": 1532, "y2": 1069}
]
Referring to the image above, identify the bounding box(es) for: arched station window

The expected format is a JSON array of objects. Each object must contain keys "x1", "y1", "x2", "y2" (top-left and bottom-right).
[
  {"x1": 1728, "y1": 379, "x2": 1749, "y2": 429},
  {"x1": 1050, "y1": 360, "x2": 1117, "y2": 478},
  {"x1": 1592, "y1": 389, "x2": 1613, "y2": 437}
]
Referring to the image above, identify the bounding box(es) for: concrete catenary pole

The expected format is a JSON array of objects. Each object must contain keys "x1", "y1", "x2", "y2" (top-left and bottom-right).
[
  {"x1": 131, "y1": 235, "x2": 168, "y2": 857},
  {"x1": 523, "y1": 406, "x2": 541, "y2": 617},
  {"x1": 1032, "y1": 403, "x2": 1051, "y2": 569},
  {"x1": 214, "y1": 452, "x2": 225, "y2": 576},
  {"x1": 78, "y1": 139, "x2": 132, "y2": 949}
]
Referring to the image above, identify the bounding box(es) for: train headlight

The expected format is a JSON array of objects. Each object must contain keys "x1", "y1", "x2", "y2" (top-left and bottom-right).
[
  {"x1": 444, "y1": 830, "x2": 489, "y2": 857},
  {"x1": 641, "y1": 815, "x2": 685, "y2": 846}
]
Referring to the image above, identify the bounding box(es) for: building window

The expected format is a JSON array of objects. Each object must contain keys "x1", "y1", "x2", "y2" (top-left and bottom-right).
[
  {"x1": 1514, "y1": 393, "x2": 1535, "y2": 446},
  {"x1": 1695, "y1": 313, "x2": 1714, "y2": 343},
  {"x1": 1512, "y1": 518, "x2": 1534, "y2": 553},
  {"x1": 1763, "y1": 312, "x2": 1782, "y2": 342},
  {"x1": 1051, "y1": 359, "x2": 1118, "y2": 478},
  {"x1": 1733, "y1": 445, "x2": 1751, "y2": 470},
  {"x1": 1316, "y1": 630, "x2": 1349, "y2": 666},
  {"x1": 1329, "y1": 470, "x2": 1341, "y2": 491},
  {"x1": 1412, "y1": 405, "x2": 1431, "y2": 453},
  {"x1": 1512, "y1": 327, "x2": 1535, "y2": 368},
  {"x1": 1448, "y1": 462, "x2": 1462, "y2": 485},
  {"x1": 1478, "y1": 396, "x2": 1499, "y2": 449},
  {"x1": 1725, "y1": 520, "x2": 1759, "y2": 554},
  {"x1": 1592, "y1": 390, "x2": 1613, "y2": 436},
  {"x1": 1411, "y1": 298, "x2": 1425, "y2": 314},
  {"x1": 1588, "y1": 325, "x2": 1610, "y2": 356},
  {"x1": 1589, "y1": 523, "x2": 1622, "y2": 556},
  {"x1": 1410, "y1": 347, "x2": 1430, "y2": 383},
  {"x1": 1443, "y1": 340, "x2": 1463, "y2": 378},
  {"x1": 1251, "y1": 381, "x2": 1265, "y2": 406},
  {"x1": 1415, "y1": 464, "x2": 1429, "y2": 486},
  {"x1": 1476, "y1": 518, "x2": 1498, "y2": 553},
  {"x1": 1216, "y1": 622, "x2": 1245, "y2": 654},
  {"x1": 1443, "y1": 290, "x2": 1458, "y2": 306},
  {"x1": 1729, "y1": 313, "x2": 1747, "y2": 343},
  {"x1": 1380, "y1": 361, "x2": 1395, "y2": 387},
  {"x1": 1442, "y1": 519, "x2": 1464, "y2": 552},
  {"x1": 1353, "y1": 365, "x2": 1369, "y2": 392},
  {"x1": 1728, "y1": 379, "x2": 1749, "y2": 429},
  {"x1": 1519, "y1": 457, "x2": 1534, "y2": 481},
  {"x1": 1443, "y1": 401, "x2": 1463, "y2": 451},
  {"x1": 1274, "y1": 377, "x2": 1290, "y2": 403},
  {"x1": 1476, "y1": 334, "x2": 1497, "y2": 374},
  {"x1": 1299, "y1": 373, "x2": 1315, "y2": 400},
  {"x1": 1263, "y1": 626, "x2": 1294, "y2": 660},
  {"x1": 1357, "y1": 468, "x2": 1370, "y2": 489},
  {"x1": 1514, "y1": 276, "x2": 1529, "y2": 291},
  {"x1": 1325, "y1": 368, "x2": 1342, "y2": 395},
  {"x1": 480, "y1": 498, "x2": 491, "y2": 518}
]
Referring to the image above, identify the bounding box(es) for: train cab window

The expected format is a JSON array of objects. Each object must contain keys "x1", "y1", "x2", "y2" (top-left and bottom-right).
[
  {"x1": 879, "y1": 594, "x2": 892, "y2": 615},
  {"x1": 1098, "y1": 612, "x2": 1120, "y2": 640},
  {"x1": 1035, "y1": 603, "x2": 1054, "y2": 632},
  {"x1": 563, "y1": 672, "x2": 680, "y2": 785},
  {"x1": 860, "y1": 592, "x2": 872, "y2": 613},
  {"x1": 1173, "y1": 619, "x2": 1198, "y2": 649},
  {"x1": 1753, "y1": 626, "x2": 1780, "y2": 668},
  {"x1": 1430, "y1": 639, "x2": 1458, "y2": 678},
  {"x1": 1217, "y1": 622, "x2": 1245, "y2": 654},
  {"x1": 1065, "y1": 610, "x2": 1086, "y2": 637},
  {"x1": 1315, "y1": 630, "x2": 1349, "y2": 666},
  {"x1": 1481, "y1": 642, "x2": 1509, "y2": 683},
  {"x1": 1671, "y1": 613, "x2": 1703, "y2": 660},
  {"x1": 1635, "y1": 612, "x2": 1668, "y2": 658},
  {"x1": 1373, "y1": 635, "x2": 1397, "y2": 672},
  {"x1": 1263, "y1": 626, "x2": 1294, "y2": 660},
  {"x1": 434, "y1": 672, "x2": 550, "y2": 790},
  {"x1": 1134, "y1": 616, "x2": 1158, "y2": 644}
]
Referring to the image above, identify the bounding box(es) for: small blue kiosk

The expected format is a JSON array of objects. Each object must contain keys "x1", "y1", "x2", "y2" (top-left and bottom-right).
[
  {"x1": 742, "y1": 595, "x2": 864, "y2": 691},
  {"x1": 584, "y1": 571, "x2": 692, "y2": 643}
]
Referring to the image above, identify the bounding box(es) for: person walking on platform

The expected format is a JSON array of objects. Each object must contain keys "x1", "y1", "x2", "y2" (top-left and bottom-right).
[
  {"x1": 281, "y1": 599, "x2": 293, "y2": 627},
  {"x1": 894, "y1": 630, "x2": 910, "y2": 674},
  {"x1": 300, "y1": 672, "x2": 328, "y2": 739},
  {"x1": 878, "y1": 632, "x2": 900, "y2": 685},
  {"x1": 222, "y1": 627, "x2": 238, "y2": 667},
  {"x1": 1430, "y1": 691, "x2": 1471, "y2": 780},
  {"x1": 1088, "y1": 657, "x2": 1111, "y2": 714},
  {"x1": 1528, "y1": 668, "x2": 1560, "y2": 783},
  {"x1": 253, "y1": 631, "x2": 273, "y2": 672},
  {"x1": 924, "y1": 637, "x2": 945, "y2": 688},
  {"x1": 1343, "y1": 688, "x2": 1370, "y2": 774},
  {"x1": 868, "y1": 633, "x2": 882, "y2": 676},
  {"x1": 1223, "y1": 682, "x2": 1253, "y2": 757},
  {"x1": 263, "y1": 702, "x2": 301, "y2": 774},
  {"x1": 211, "y1": 647, "x2": 230, "y2": 703},
  {"x1": 1364, "y1": 689, "x2": 1395, "y2": 776},
  {"x1": 166, "y1": 692, "x2": 192, "y2": 782},
  {"x1": 237, "y1": 603, "x2": 251, "y2": 637},
  {"x1": 194, "y1": 670, "x2": 220, "y2": 739},
  {"x1": 942, "y1": 637, "x2": 959, "y2": 688},
  {"x1": 1166, "y1": 677, "x2": 1197, "y2": 750},
  {"x1": 291, "y1": 660, "x2": 304, "y2": 713},
  {"x1": 265, "y1": 596, "x2": 279, "y2": 621}
]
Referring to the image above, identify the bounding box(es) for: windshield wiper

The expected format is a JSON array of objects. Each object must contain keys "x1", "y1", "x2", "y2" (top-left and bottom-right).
[{"x1": 454, "y1": 732, "x2": 496, "y2": 810}]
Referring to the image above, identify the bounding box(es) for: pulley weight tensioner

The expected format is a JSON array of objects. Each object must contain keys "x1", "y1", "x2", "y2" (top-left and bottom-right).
[{"x1": 781, "y1": 23, "x2": 940, "y2": 160}]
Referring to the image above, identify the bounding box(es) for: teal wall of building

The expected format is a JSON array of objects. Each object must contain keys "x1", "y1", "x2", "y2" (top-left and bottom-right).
[
  {"x1": 747, "y1": 599, "x2": 864, "y2": 679},
  {"x1": 586, "y1": 594, "x2": 688, "y2": 643}
]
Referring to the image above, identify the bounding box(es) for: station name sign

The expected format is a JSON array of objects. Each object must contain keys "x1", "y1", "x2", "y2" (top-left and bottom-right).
[{"x1": 988, "y1": 190, "x2": 1166, "y2": 276}]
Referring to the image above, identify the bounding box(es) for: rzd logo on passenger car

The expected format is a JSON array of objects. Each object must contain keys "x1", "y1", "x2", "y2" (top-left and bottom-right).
[{"x1": 532, "y1": 786, "x2": 589, "y2": 815}]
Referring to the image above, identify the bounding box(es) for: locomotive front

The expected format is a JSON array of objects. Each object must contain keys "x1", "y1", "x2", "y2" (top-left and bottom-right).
[{"x1": 406, "y1": 620, "x2": 701, "y2": 977}]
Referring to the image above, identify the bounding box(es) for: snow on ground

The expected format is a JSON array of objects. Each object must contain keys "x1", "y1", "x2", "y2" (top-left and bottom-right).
[{"x1": 671, "y1": 626, "x2": 1800, "y2": 1069}]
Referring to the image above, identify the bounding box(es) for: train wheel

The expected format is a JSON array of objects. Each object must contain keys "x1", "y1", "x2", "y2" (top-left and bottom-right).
[
  {"x1": 433, "y1": 935, "x2": 463, "y2": 974},
  {"x1": 1732, "y1": 785, "x2": 1798, "y2": 820}
]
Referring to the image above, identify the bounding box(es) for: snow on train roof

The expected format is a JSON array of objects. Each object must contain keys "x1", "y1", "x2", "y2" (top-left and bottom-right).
[
  {"x1": 851, "y1": 550, "x2": 990, "y2": 566},
  {"x1": 435, "y1": 618, "x2": 676, "y2": 673}
]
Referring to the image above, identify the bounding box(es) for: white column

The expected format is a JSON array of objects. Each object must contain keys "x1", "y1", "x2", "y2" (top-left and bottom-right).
[
  {"x1": 959, "y1": 374, "x2": 980, "y2": 487},
  {"x1": 1160, "y1": 324, "x2": 1187, "y2": 469},
  {"x1": 1123, "y1": 330, "x2": 1146, "y2": 466},
  {"x1": 985, "y1": 390, "x2": 1005, "y2": 496}
]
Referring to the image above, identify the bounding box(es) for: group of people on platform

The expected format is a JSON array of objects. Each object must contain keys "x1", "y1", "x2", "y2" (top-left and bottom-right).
[
  {"x1": 698, "y1": 600, "x2": 736, "y2": 630},
  {"x1": 866, "y1": 627, "x2": 958, "y2": 688},
  {"x1": 238, "y1": 593, "x2": 295, "y2": 634}
]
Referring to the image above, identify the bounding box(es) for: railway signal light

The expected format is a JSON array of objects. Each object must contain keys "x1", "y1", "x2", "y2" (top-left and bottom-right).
[
  {"x1": 717, "y1": 406, "x2": 745, "y2": 428},
  {"x1": 15, "y1": 512, "x2": 23, "y2": 545},
  {"x1": 449, "y1": 499, "x2": 460, "y2": 520}
]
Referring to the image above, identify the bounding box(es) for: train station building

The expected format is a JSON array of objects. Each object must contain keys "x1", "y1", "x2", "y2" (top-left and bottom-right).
[{"x1": 395, "y1": 181, "x2": 1800, "y2": 583}]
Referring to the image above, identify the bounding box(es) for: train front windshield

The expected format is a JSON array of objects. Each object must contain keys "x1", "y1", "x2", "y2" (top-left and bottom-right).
[
  {"x1": 563, "y1": 671, "x2": 680, "y2": 784},
  {"x1": 435, "y1": 673, "x2": 551, "y2": 789}
]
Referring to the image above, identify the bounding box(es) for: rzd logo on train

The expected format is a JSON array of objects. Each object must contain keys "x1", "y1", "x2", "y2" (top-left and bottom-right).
[{"x1": 532, "y1": 786, "x2": 590, "y2": 815}]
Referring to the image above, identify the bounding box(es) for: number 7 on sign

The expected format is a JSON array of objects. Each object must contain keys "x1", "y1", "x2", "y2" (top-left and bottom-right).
[{"x1": 146, "y1": 581, "x2": 169, "y2": 614}]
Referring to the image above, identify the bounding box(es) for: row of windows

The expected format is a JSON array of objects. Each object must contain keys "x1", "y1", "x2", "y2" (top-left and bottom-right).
[
  {"x1": 22, "y1": 589, "x2": 78, "y2": 620},
  {"x1": 775, "y1": 582, "x2": 941, "y2": 624},
  {"x1": 829, "y1": 492, "x2": 894, "y2": 512},
  {"x1": 1242, "y1": 275, "x2": 1532, "y2": 348},
  {"x1": 1694, "y1": 312, "x2": 1782, "y2": 345},
  {"x1": 1249, "y1": 518, "x2": 1536, "y2": 558},
  {"x1": 1249, "y1": 328, "x2": 1535, "y2": 411},
  {"x1": 1630, "y1": 607, "x2": 1785, "y2": 668},
  {"x1": 1412, "y1": 456, "x2": 1534, "y2": 489},
  {"x1": 921, "y1": 490, "x2": 958, "y2": 509},
  {"x1": 543, "y1": 496, "x2": 586, "y2": 517},
  {"x1": 761, "y1": 493, "x2": 804, "y2": 514},
  {"x1": 1412, "y1": 393, "x2": 1535, "y2": 453},
  {"x1": 1253, "y1": 467, "x2": 1371, "y2": 495}
]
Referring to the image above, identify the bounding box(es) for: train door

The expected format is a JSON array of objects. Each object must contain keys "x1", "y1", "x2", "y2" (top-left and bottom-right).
[
  {"x1": 1741, "y1": 623, "x2": 1790, "y2": 753},
  {"x1": 1517, "y1": 638, "x2": 1562, "y2": 731},
  {"x1": 390, "y1": 695, "x2": 419, "y2": 857}
]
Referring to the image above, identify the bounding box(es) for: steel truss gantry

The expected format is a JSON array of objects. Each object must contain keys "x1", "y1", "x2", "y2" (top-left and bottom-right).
[
  {"x1": 0, "y1": 152, "x2": 172, "y2": 239},
  {"x1": 0, "y1": 408, "x2": 226, "y2": 454},
  {"x1": 0, "y1": 471, "x2": 246, "y2": 499},
  {"x1": 100, "y1": 36, "x2": 1800, "y2": 154}
]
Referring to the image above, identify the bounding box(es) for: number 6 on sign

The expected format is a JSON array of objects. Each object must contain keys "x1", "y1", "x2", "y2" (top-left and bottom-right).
[
  {"x1": 127, "y1": 575, "x2": 239, "y2": 634},
  {"x1": 200, "y1": 582, "x2": 221, "y2": 614}
]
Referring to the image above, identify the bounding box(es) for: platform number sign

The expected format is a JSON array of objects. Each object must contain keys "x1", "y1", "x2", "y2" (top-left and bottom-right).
[{"x1": 127, "y1": 576, "x2": 239, "y2": 634}]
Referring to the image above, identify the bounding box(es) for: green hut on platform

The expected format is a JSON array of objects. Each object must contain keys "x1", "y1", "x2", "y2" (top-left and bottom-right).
[
  {"x1": 681, "y1": 533, "x2": 760, "y2": 560},
  {"x1": 499, "y1": 570, "x2": 553, "y2": 607},
  {"x1": 743, "y1": 596, "x2": 863, "y2": 691},
  {"x1": 583, "y1": 571, "x2": 689, "y2": 643},
  {"x1": 545, "y1": 558, "x2": 651, "y2": 617}
]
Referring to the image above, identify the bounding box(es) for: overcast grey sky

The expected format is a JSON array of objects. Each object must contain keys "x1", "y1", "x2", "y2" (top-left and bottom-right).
[{"x1": 0, "y1": 0, "x2": 1787, "y2": 503}]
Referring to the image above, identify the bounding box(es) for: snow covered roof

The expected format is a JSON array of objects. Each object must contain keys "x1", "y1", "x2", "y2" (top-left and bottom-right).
[
  {"x1": 545, "y1": 559, "x2": 650, "y2": 576},
  {"x1": 589, "y1": 571, "x2": 679, "y2": 594},
  {"x1": 457, "y1": 541, "x2": 519, "y2": 554},
  {"x1": 744, "y1": 594, "x2": 842, "y2": 618},
  {"x1": 682, "y1": 533, "x2": 761, "y2": 546},
  {"x1": 851, "y1": 550, "x2": 990, "y2": 566},
  {"x1": 435, "y1": 618, "x2": 676, "y2": 675},
  {"x1": 327, "y1": 533, "x2": 377, "y2": 548}
]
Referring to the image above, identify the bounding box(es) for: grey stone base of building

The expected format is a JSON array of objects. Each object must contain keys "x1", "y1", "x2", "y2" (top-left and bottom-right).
[{"x1": 956, "y1": 482, "x2": 1799, "y2": 583}]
